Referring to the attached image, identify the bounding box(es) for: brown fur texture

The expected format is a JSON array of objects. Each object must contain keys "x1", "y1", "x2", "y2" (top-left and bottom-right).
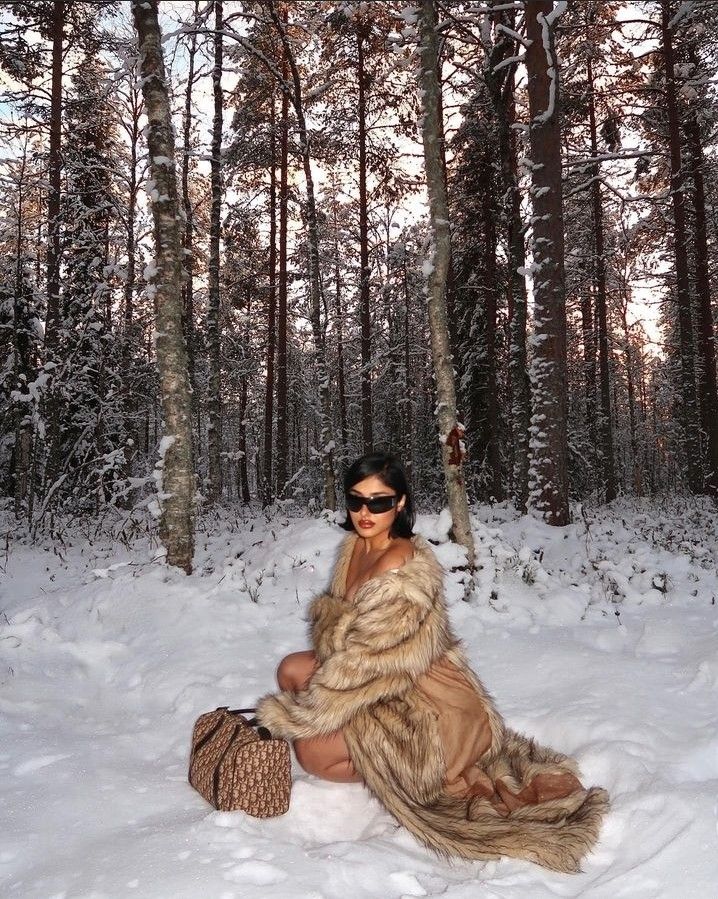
[{"x1": 257, "y1": 534, "x2": 609, "y2": 873}]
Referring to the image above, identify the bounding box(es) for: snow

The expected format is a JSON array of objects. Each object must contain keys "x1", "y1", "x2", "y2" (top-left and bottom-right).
[{"x1": 2, "y1": 497, "x2": 718, "y2": 898}]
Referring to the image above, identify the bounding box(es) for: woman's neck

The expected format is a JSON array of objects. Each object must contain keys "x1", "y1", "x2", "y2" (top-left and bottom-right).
[{"x1": 358, "y1": 533, "x2": 393, "y2": 554}]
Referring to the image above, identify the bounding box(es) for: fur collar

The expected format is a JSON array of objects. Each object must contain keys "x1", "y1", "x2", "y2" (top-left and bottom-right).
[{"x1": 329, "y1": 532, "x2": 444, "y2": 603}]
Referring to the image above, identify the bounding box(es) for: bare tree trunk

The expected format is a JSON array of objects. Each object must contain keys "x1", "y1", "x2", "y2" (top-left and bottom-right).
[
  {"x1": 40, "y1": 0, "x2": 65, "y2": 499},
  {"x1": 13, "y1": 145, "x2": 32, "y2": 518},
  {"x1": 206, "y1": 0, "x2": 224, "y2": 503},
  {"x1": 275, "y1": 60, "x2": 289, "y2": 498},
  {"x1": 661, "y1": 1, "x2": 701, "y2": 493},
  {"x1": 417, "y1": 0, "x2": 475, "y2": 567},
  {"x1": 44, "y1": 0, "x2": 64, "y2": 351},
  {"x1": 269, "y1": 1, "x2": 335, "y2": 510},
  {"x1": 181, "y1": 0, "x2": 199, "y2": 432},
  {"x1": 684, "y1": 100, "x2": 718, "y2": 497},
  {"x1": 484, "y1": 7, "x2": 530, "y2": 510},
  {"x1": 524, "y1": 0, "x2": 570, "y2": 526},
  {"x1": 480, "y1": 149, "x2": 502, "y2": 501},
  {"x1": 332, "y1": 192, "x2": 349, "y2": 453},
  {"x1": 587, "y1": 56, "x2": 616, "y2": 502},
  {"x1": 580, "y1": 287, "x2": 598, "y2": 456},
  {"x1": 402, "y1": 256, "x2": 414, "y2": 483},
  {"x1": 262, "y1": 97, "x2": 277, "y2": 506},
  {"x1": 357, "y1": 23, "x2": 373, "y2": 453},
  {"x1": 619, "y1": 296, "x2": 641, "y2": 495},
  {"x1": 238, "y1": 288, "x2": 252, "y2": 504},
  {"x1": 119, "y1": 69, "x2": 142, "y2": 487},
  {"x1": 132, "y1": 0, "x2": 195, "y2": 573}
]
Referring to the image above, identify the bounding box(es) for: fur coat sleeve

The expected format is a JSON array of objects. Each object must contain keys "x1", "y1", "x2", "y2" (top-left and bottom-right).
[{"x1": 256, "y1": 534, "x2": 455, "y2": 740}]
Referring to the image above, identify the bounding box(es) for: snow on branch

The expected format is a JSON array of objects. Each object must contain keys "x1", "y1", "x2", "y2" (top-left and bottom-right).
[
  {"x1": 496, "y1": 22, "x2": 531, "y2": 48},
  {"x1": 667, "y1": 1, "x2": 697, "y2": 29},
  {"x1": 493, "y1": 51, "x2": 527, "y2": 73},
  {"x1": 533, "y1": 1, "x2": 567, "y2": 125},
  {"x1": 564, "y1": 149, "x2": 658, "y2": 168}
]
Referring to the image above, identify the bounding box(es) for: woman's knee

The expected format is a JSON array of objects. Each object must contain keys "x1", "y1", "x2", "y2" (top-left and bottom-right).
[{"x1": 276, "y1": 650, "x2": 317, "y2": 691}]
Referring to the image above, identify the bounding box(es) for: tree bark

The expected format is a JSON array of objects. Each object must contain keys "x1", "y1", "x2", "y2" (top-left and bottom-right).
[
  {"x1": 181, "y1": 0, "x2": 199, "y2": 429},
  {"x1": 484, "y1": 6, "x2": 530, "y2": 510},
  {"x1": 660, "y1": 1, "x2": 701, "y2": 493},
  {"x1": 525, "y1": 0, "x2": 570, "y2": 525},
  {"x1": 238, "y1": 288, "x2": 252, "y2": 504},
  {"x1": 275, "y1": 54, "x2": 289, "y2": 498},
  {"x1": 206, "y1": 0, "x2": 224, "y2": 503},
  {"x1": 269, "y1": 1, "x2": 335, "y2": 510},
  {"x1": 684, "y1": 101, "x2": 718, "y2": 496},
  {"x1": 587, "y1": 55, "x2": 617, "y2": 502},
  {"x1": 13, "y1": 145, "x2": 32, "y2": 518},
  {"x1": 580, "y1": 287, "x2": 597, "y2": 457},
  {"x1": 357, "y1": 22, "x2": 373, "y2": 453},
  {"x1": 417, "y1": 0, "x2": 475, "y2": 567},
  {"x1": 402, "y1": 255, "x2": 414, "y2": 483},
  {"x1": 262, "y1": 96, "x2": 278, "y2": 506},
  {"x1": 331, "y1": 187, "x2": 349, "y2": 453},
  {"x1": 132, "y1": 0, "x2": 195, "y2": 573},
  {"x1": 480, "y1": 148, "x2": 502, "y2": 501},
  {"x1": 119, "y1": 66, "x2": 143, "y2": 485},
  {"x1": 44, "y1": 0, "x2": 64, "y2": 351}
]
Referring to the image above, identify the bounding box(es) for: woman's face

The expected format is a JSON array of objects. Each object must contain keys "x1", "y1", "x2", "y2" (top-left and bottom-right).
[{"x1": 346, "y1": 474, "x2": 404, "y2": 540}]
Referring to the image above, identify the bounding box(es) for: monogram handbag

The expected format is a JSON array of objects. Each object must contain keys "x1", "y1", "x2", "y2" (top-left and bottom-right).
[{"x1": 188, "y1": 707, "x2": 292, "y2": 817}]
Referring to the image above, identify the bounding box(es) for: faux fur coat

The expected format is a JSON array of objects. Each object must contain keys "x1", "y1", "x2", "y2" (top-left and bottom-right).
[{"x1": 257, "y1": 534, "x2": 608, "y2": 873}]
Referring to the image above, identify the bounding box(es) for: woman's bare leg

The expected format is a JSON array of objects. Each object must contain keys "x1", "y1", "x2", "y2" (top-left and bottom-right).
[
  {"x1": 276, "y1": 650, "x2": 318, "y2": 692},
  {"x1": 294, "y1": 731, "x2": 362, "y2": 783},
  {"x1": 275, "y1": 650, "x2": 362, "y2": 784}
]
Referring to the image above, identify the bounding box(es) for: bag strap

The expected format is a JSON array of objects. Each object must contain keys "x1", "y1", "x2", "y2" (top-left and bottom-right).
[{"x1": 223, "y1": 707, "x2": 272, "y2": 741}]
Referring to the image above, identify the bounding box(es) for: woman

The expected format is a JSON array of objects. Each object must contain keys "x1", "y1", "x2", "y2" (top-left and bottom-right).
[{"x1": 257, "y1": 453, "x2": 608, "y2": 873}]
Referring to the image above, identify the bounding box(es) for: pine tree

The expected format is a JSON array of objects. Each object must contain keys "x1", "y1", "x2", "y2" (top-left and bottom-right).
[{"x1": 525, "y1": 0, "x2": 570, "y2": 525}]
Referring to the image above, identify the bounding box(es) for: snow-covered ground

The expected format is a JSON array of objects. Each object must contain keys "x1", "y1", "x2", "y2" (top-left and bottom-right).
[{"x1": 1, "y1": 498, "x2": 717, "y2": 899}]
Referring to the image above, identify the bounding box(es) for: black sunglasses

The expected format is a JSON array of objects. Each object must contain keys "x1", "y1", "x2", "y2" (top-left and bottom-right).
[{"x1": 346, "y1": 493, "x2": 399, "y2": 514}]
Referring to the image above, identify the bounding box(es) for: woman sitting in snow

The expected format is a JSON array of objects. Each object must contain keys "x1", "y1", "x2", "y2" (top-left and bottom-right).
[{"x1": 257, "y1": 452, "x2": 608, "y2": 873}]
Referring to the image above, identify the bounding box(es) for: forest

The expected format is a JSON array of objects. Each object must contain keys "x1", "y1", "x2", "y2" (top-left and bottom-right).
[
  {"x1": 3, "y1": 4, "x2": 718, "y2": 896},
  {"x1": 1, "y1": 0, "x2": 717, "y2": 571}
]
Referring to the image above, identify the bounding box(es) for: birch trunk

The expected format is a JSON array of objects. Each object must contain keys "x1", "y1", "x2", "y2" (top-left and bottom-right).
[
  {"x1": 132, "y1": 0, "x2": 195, "y2": 573},
  {"x1": 417, "y1": 0, "x2": 475, "y2": 567}
]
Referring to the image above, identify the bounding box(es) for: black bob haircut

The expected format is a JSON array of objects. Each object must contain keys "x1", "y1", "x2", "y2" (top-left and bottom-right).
[{"x1": 339, "y1": 452, "x2": 415, "y2": 538}]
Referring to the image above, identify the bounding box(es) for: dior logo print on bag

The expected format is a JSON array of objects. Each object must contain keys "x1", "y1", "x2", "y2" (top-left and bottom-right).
[{"x1": 188, "y1": 707, "x2": 291, "y2": 817}]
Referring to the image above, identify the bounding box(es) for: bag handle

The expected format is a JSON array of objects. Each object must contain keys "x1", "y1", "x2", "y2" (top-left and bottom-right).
[{"x1": 222, "y1": 706, "x2": 272, "y2": 741}]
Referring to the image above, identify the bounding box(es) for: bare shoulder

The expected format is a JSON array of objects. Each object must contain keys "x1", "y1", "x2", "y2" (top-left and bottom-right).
[{"x1": 373, "y1": 538, "x2": 414, "y2": 575}]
